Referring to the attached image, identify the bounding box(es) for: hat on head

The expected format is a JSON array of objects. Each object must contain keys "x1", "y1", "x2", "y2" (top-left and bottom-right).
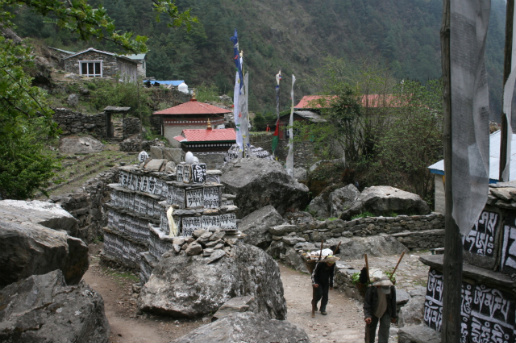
[{"x1": 370, "y1": 269, "x2": 393, "y2": 287}]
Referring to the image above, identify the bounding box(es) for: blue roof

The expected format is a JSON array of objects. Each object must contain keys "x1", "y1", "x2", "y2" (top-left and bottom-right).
[
  {"x1": 428, "y1": 130, "x2": 516, "y2": 183},
  {"x1": 143, "y1": 80, "x2": 185, "y2": 86}
]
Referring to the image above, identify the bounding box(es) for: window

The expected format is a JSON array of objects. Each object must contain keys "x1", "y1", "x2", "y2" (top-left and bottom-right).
[{"x1": 79, "y1": 61, "x2": 102, "y2": 77}]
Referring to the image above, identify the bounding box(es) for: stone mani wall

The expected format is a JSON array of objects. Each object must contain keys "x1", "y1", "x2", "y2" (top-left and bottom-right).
[{"x1": 103, "y1": 165, "x2": 237, "y2": 283}]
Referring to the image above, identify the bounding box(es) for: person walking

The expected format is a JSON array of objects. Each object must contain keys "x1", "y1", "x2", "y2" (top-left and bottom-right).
[
  {"x1": 311, "y1": 255, "x2": 339, "y2": 317},
  {"x1": 363, "y1": 271, "x2": 397, "y2": 343}
]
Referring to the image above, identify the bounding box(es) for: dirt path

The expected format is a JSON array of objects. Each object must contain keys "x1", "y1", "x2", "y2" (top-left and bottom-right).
[
  {"x1": 83, "y1": 245, "x2": 427, "y2": 343},
  {"x1": 279, "y1": 264, "x2": 365, "y2": 343}
]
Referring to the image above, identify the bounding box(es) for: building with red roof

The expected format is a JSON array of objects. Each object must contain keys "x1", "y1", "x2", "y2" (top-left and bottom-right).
[
  {"x1": 153, "y1": 98, "x2": 232, "y2": 145},
  {"x1": 173, "y1": 120, "x2": 236, "y2": 168}
]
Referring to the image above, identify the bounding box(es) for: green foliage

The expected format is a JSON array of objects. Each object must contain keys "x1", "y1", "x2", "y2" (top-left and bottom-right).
[
  {"x1": 351, "y1": 211, "x2": 375, "y2": 220},
  {"x1": 351, "y1": 272, "x2": 361, "y2": 285},
  {"x1": 0, "y1": 0, "x2": 194, "y2": 199},
  {"x1": 7, "y1": 0, "x2": 196, "y2": 53},
  {"x1": 85, "y1": 79, "x2": 153, "y2": 120},
  {"x1": 252, "y1": 111, "x2": 276, "y2": 131},
  {"x1": 368, "y1": 79, "x2": 444, "y2": 199},
  {"x1": 0, "y1": 36, "x2": 61, "y2": 199},
  {"x1": 195, "y1": 83, "x2": 219, "y2": 103}
]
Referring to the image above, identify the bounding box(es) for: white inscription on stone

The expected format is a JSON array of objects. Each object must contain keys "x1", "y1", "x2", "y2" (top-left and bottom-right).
[{"x1": 186, "y1": 188, "x2": 203, "y2": 208}]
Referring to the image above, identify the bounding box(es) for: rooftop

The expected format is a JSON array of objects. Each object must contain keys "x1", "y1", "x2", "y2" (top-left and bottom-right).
[
  {"x1": 154, "y1": 99, "x2": 231, "y2": 116},
  {"x1": 173, "y1": 128, "x2": 236, "y2": 142}
]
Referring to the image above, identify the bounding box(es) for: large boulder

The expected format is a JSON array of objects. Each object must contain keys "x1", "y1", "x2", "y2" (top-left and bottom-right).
[
  {"x1": 340, "y1": 186, "x2": 430, "y2": 220},
  {"x1": 308, "y1": 184, "x2": 360, "y2": 219},
  {"x1": 0, "y1": 199, "x2": 79, "y2": 236},
  {"x1": 59, "y1": 135, "x2": 104, "y2": 154},
  {"x1": 330, "y1": 184, "x2": 361, "y2": 218},
  {"x1": 0, "y1": 270, "x2": 110, "y2": 343},
  {"x1": 0, "y1": 201, "x2": 88, "y2": 287},
  {"x1": 138, "y1": 242, "x2": 287, "y2": 319},
  {"x1": 170, "y1": 312, "x2": 310, "y2": 343},
  {"x1": 221, "y1": 157, "x2": 310, "y2": 218},
  {"x1": 239, "y1": 205, "x2": 286, "y2": 249}
]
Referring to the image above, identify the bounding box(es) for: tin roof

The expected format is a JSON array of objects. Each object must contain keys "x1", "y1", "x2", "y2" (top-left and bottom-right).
[
  {"x1": 280, "y1": 110, "x2": 327, "y2": 123},
  {"x1": 294, "y1": 94, "x2": 406, "y2": 109},
  {"x1": 144, "y1": 80, "x2": 185, "y2": 86},
  {"x1": 174, "y1": 128, "x2": 236, "y2": 142},
  {"x1": 62, "y1": 47, "x2": 137, "y2": 64},
  {"x1": 153, "y1": 99, "x2": 231, "y2": 116}
]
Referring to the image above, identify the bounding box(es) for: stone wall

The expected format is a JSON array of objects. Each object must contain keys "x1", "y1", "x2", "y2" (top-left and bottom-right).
[
  {"x1": 124, "y1": 117, "x2": 141, "y2": 136},
  {"x1": 53, "y1": 108, "x2": 107, "y2": 137},
  {"x1": 269, "y1": 213, "x2": 445, "y2": 252},
  {"x1": 249, "y1": 133, "x2": 319, "y2": 169},
  {"x1": 53, "y1": 108, "x2": 142, "y2": 141}
]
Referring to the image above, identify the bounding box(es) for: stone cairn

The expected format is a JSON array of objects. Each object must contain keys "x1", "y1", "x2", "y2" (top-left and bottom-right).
[{"x1": 102, "y1": 160, "x2": 238, "y2": 283}]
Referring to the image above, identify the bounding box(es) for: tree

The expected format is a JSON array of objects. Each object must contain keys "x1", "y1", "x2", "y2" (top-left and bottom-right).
[
  {"x1": 369, "y1": 79, "x2": 443, "y2": 200},
  {"x1": 0, "y1": 0, "x2": 196, "y2": 199}
]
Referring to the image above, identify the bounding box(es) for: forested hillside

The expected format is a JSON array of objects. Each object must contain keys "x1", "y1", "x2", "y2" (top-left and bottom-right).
[{"x1": 13, "y1": 0, "x2": 506, "y2": 118}]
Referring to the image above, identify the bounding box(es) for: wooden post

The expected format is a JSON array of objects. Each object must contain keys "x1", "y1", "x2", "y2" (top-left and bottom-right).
[
  {"x1": 500, "y1": 0, "x2": 514, "y2": 181},
  {"x1": 441, "y1": 1, "x2": 463, "y2": 342}
]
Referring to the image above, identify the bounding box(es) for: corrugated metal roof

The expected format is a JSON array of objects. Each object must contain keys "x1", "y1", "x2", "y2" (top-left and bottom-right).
[
  {"x1": 153, "y1": 99, "x2": 231, "y2": 116},
  {"x1": 174, "y1": 128, "x2": 236, "y2": 142},
  {"x1": 144, "y1": 80, "x2": 185, "y2": 86},
  {"x1": 281, "y1": 110, "x2": 327, "y2": 123},
  {"x1": 428, "y1": 130, "x2": 516, "y2": 182},
  {"x1": 124, "y1": 54, "x2": 146, "y2": 60},
  {"x1": 294, "y1": 94, "x2": 405, "y2": 109},
  {"x1": 294, "y1": 110, "x2": 327, "y2": 123},
  {"x1": 62, "y1": 47, "x2": 137, "y2": 64}
]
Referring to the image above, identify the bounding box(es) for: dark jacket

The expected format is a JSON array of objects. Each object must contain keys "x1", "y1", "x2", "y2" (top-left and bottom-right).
[
  {"x1": 311, "y1": 262, "x2": 335, "y2": 287},
  {"x1": 363, "y1": 285, "x2": 397, "y2": 319}
]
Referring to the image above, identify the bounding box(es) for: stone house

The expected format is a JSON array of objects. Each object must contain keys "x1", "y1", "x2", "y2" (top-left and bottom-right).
[
  {"x1": 123, "y1": 53, "x2": 147, "y2": 78},
  {"x1": 63, "y1": 47, "x2": 138, "y2": 82}
]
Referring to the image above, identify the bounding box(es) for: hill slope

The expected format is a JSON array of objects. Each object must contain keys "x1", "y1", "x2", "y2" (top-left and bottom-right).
[{"x1": 14, "y1": 0, "x2": 506, "y2": 117}]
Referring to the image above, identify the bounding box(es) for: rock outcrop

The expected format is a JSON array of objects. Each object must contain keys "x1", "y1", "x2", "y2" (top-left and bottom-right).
[
  {"x1": 221, "y1": 157, "x2": 310, "y2": 218},
  {"x1": 0, "y1": 200, "x2": 88, "y2": 287},
  {"x1": 170, "y1": 312, "x2": 310, "y2": 343},
  {"x1": 238, "y1": 205, "x2": 286, "y2": 249},
  {"x1": 59, "y1": 135, "x2": 104, "y2": 154},
  {"x1": 340, "y1": 186, "x2": 430, "y2": 220},
  {"x1": 138, "y1": 242, "x2": 287, "y2": 320},
  {"x1": 308, "y1": 184, "x2": 360, "y2": 219},
  {"x1": 0, "y1": 270, "x2": 110, "y2": 343}
]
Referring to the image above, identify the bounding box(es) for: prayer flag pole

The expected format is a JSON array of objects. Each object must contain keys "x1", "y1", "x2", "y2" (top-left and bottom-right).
[
  {"x1": 286, "y1": 75, "x2": 296, "y2": 176},
  {"x1": 500, "y1": 0, "x2": 515, "y2": 182}
]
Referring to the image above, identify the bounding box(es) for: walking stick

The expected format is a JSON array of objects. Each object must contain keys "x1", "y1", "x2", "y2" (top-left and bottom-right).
[
  {"x1": 390, "y1": 251, "x2": 405, "y2": 283},
  {"x1": 364, "y1": 253, "x2": 370, "y2": 343},
  {"x1": 311, "y1": 240, "x2": 324, "y2": 318},
  {"x1": 364, "y1": 254, "x2": 370, "y2": 283},
  {"x1": 332, "y1": 241, "x2": 342, "y2": 255}
]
